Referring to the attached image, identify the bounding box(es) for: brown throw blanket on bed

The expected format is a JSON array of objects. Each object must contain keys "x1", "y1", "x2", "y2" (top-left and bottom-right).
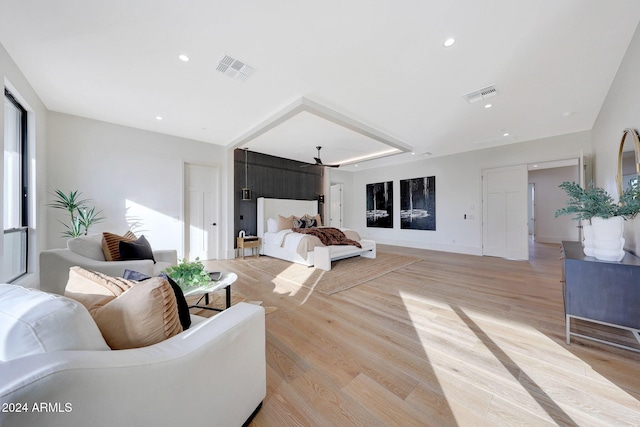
[{"x1": 292, "y1": 227, "x2": 362, "y2": 248}]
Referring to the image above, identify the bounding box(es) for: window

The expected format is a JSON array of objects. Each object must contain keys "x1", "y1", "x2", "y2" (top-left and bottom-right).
[{"x1": 3, "y1": 88, "x2": 28, "y2": 282}]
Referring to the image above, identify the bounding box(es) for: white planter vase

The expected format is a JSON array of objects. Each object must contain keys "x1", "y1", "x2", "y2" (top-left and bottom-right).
[
  {"x1": 591, "y1": 216, "x2": 625, "y2": 262},
  {"x1": 582, "y1": 224, "x2": 595, "y2": 257}
]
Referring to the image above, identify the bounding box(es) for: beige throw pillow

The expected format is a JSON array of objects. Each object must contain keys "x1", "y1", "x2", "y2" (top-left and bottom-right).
[
  {"x1": 66, "y1": 266, "x2": 135, "y2": 310},
  {"x1": 277, "y1": 215, "x2": 295, "y2": 231},
  {"x1": 64, "y1": 267, "x2": 182, "y2": 350},
  {"x1": 91, "y1": 277, "x2": 182, "y2": 349},
  {"x1": 101, "y1": 231, "x2": 137, "y2": 261}
]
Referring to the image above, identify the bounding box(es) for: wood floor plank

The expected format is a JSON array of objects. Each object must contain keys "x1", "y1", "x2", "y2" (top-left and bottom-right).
[
  {"x1": 264, "y1": 330, "x2": 311, "y2": 384},
  {"x1": 201, "y1": 242, "x2": 640, "y2": 426},
  {"x1": 405, "y1": 369, "x2": 494, "y2": 426},
  {"x1": 342, "y1": 373, "x2": 426, "y2": 427},
  {"x1": 484, "y1": 394, "x2": 559, "y2": 427},
  {"x1": 290, "y1": 369, "x2": 387, "y2": 427},
  {"x1": 274, "y1": 305, "x2": 421, "y2": 400},
  {"x1": 257, "y1": 364, "x2": 320, "y2": 427}
]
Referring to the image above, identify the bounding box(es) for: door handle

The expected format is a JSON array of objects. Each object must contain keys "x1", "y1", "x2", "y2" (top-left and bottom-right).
[{"x1": 211, "y1": 223, "x2": 217, "y2": 226}]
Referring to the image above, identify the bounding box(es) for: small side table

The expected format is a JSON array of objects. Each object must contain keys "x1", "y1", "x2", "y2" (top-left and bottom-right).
[
  {"x1": 237, "y1": 236, "x2": 260, "y2": 259},
  {"x1": 183, "y1": 272, "x2": 238, "y2": 312}
]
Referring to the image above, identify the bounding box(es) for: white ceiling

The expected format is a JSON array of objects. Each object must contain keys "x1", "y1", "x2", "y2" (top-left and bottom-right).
[{"x1": 1, "y1": 0, "x2": 640, "y2": 170}]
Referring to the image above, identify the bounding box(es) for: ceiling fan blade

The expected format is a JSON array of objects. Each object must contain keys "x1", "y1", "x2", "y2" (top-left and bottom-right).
[{"x1": 304, "y1": 146, "x2": 339, "y2": 167}]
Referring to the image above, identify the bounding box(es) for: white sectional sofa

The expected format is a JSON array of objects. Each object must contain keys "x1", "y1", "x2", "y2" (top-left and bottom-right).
[{"x1": 0, "y1": 281, "x2": 266, "y2": 427}]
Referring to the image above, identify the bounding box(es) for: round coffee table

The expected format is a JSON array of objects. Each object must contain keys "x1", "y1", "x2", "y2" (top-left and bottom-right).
[{"x1": 182, "y1": 272, "x2": 238, "y2": 311}]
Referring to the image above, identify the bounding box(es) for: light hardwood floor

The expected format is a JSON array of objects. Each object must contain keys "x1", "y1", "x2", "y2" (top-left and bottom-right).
[{"x1": 199, "y1": 243, "x2": 640, "y2": 426}]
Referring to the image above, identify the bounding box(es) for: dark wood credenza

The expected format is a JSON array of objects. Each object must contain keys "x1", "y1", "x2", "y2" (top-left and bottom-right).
[{"x1": 561, "y1": 241, "x2": 640, "y2": 352}]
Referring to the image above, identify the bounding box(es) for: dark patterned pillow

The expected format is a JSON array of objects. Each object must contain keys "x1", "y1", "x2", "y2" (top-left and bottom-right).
[
  {"x1": 293, "y1": 217, "x2": 306, "y2": 228},
  {"x1": 303, "y1": 216, "x2": 317, "y2": 228}
]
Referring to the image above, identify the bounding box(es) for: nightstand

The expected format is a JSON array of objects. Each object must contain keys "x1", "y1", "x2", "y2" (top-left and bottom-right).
[{"x1": 237, "y1": 236, "x2": 260, "y2": 259}]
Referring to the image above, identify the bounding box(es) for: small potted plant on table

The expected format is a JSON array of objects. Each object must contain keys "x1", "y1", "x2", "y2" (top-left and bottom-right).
[
  {"x1": 556, "y1": 181, "x2": 640, "y2": 261},
  {"x1": 163, "y1": 257, "x2": 211, "y2": 289}
]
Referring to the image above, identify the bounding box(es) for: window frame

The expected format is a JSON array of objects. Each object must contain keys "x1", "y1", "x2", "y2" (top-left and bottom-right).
[{"x1": 4, "y1": 88, "x2": 29, "y2": 282}]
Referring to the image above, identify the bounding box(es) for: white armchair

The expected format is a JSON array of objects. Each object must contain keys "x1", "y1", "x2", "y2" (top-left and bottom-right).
[
  {"x1": 39, "y1": 234, "x2": 177, "y2": 295},
  {"x1": 0, "y1": 283, "x2": 266, "y2": 427}
]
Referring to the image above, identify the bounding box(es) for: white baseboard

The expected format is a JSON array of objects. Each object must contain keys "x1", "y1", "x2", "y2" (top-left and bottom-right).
[
  {"x1": 535, "y1": 236, "x2": 574, "y2": 244},
  {"x1": 361, "y1": 236, "x2": 483, "y2": 256}
]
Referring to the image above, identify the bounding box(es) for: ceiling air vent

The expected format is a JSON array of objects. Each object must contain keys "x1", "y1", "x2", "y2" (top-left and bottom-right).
[
  {"x1": 216, "y1": 54, "x2": 255, "y2": 82},
  {"x1": 464, "y1": 85, "x2": 497, "y2": 104}
]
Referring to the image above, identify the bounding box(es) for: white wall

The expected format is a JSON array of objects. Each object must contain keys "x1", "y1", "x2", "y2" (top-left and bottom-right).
[
  {"x1": 592, "y1": 21, "x2": 640, "y2": 254},
  {"x1": 528, "y1": 166, "x2": 580, "y2": 244},
  {"x1": 1, "y1": 42, "x2": 48, "y2": 285},
  {"x1": 331, "y1": 131, "x2": 591, "y2": 255},
  {"x1": 46, "y1": 112, "x2": 230, "y2": 259}
]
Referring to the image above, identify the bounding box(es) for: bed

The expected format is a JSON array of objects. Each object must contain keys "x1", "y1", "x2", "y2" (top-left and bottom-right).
[{"x1": 256, "y1": 197, "x2": 376, "y2": 271}]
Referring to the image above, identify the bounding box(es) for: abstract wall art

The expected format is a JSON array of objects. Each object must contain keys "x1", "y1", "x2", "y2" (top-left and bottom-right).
[
  {"x1": 366, "y1": 181, "x2": 393, "y2": 228},
  {"x1": 400, "y1": 176, "x2": 435, "y2": 230}
]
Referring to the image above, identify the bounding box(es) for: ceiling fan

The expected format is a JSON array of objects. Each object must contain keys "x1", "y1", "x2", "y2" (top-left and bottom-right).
[{"x1": 302, "y1": 146, "x2": 340, "y2": 168}]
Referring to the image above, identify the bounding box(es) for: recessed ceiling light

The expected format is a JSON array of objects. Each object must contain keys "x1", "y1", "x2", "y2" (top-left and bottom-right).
[
  {"x1": 503, "y1": 132, "x2": 510, "y2": 137},
  {"x1": 484, "y1": 104, "x2": 493, "y2": 109},
  {"x1": 533, "y1": 164, "x2": 538, "y2": 168},
  {"x1": 178, "y1": 54, "x2": 190, "y2": 62},
  {"x1": 155, "y1": 116, "x2": 163, "y2": 121},
  {"x1": 563, "y1": 111, "x2": 575, "y2": 116},
  {"x1": 355, "y1": 164, "x2": 359, "y2": 167},
  {"x1": 443, "y1": 38, "x2": 456, "y2": 47},
  {"x1": 411, "y1": 152, "x2": 416, "y2": 155}
]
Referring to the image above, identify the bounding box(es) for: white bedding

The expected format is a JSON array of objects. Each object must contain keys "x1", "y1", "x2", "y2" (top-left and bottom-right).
[
  {"x1": 257, "y1": 197, "x2": 375, "y2": 270},
  {"x1": 263, "y1": 230, "x2": 309, "y2": 259},
  {"x1": 264, "y1": 227, "x2": 362, "y2": 259}
]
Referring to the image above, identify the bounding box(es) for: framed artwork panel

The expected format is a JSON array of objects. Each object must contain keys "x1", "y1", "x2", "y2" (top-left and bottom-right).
[
  {"x1": 400, "y1": 176, "x2": 435, "y2": 230},
  {"x1": 366, "y1": 181, "x2": 393, "y2": 228}
]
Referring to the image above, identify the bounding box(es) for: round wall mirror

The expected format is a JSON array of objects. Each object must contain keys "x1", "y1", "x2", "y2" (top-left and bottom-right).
[{"x1": 616, "y1": 128, "x2": 640, "y2": 197}]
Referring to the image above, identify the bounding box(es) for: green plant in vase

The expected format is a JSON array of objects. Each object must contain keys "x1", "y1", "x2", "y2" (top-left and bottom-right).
[
  {"x1": 556, "y1": 181, "x2": 640, "y2": 261},
  {"x1": 555, "y1": 181, "x2": 640, "y2": 220},
  {"x1": 164, "y1": 258, "x2": 211, "y2": 288}
]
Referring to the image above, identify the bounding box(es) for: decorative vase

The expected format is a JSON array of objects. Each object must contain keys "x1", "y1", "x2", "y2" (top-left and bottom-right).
[
  {"x1": 582, "y1": 223, "x2": 595, "y2": 257},
  {"x1": 591, "y1": 216, "x2": 625, "y2": 262}
]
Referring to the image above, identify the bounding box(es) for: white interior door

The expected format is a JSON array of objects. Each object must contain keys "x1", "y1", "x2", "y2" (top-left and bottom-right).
[
  {"x1": 185, "y1": 163, "x2": 218, "y2": 261},
  {"x1": 483, "y1": 164, "x2": 528, "y2": 260},
  {"x1": 330, "y1": 183, "x2": 343, "y2": 227},
  {"x1": 528, "y1": 183, "x2": 535, "y2": 238}
]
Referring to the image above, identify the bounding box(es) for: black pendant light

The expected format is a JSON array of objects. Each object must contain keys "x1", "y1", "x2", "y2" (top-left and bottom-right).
[{"x1": 241, "y1": 148, "x2": 252, "y2": 200}]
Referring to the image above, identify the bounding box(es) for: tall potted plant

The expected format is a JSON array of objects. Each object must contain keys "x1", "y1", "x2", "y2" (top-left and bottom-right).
[
  {"x1": 48, "y1": 190, "x2": 104, "y2": 238},
  {"x1": 556, "y1": 181, "x2": 640, "y2": 261}
]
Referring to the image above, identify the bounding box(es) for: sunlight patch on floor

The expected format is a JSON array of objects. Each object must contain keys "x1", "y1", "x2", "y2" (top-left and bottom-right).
[
  {"x1": 397, "y1": 290, "x2": 620, "y2": 425},
  {"x1": 270, "y1": 264, "x2": 319, "y2": 303}
]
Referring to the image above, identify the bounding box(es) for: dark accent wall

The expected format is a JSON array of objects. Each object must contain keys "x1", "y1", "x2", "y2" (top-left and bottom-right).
[{"x1": 234, "y1": 149, "x2": 324, "y2": 244}]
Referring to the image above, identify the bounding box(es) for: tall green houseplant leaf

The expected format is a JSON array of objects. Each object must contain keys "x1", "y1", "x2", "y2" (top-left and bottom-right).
[{"x1": 48, "y1": 190, "x2": 105, "y2": 238}]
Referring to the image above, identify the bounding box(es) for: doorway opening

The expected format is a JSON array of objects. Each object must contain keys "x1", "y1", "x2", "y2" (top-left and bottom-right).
[
  {"x1": 528, "y1": 183, "x2": 535, "y2": 241},
  {"x1": 482, "y1": 157, "x2": 583, "y2": 260},
  {"x1": 527, "y1": 159, "x2": 580, "y2": 245}
]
